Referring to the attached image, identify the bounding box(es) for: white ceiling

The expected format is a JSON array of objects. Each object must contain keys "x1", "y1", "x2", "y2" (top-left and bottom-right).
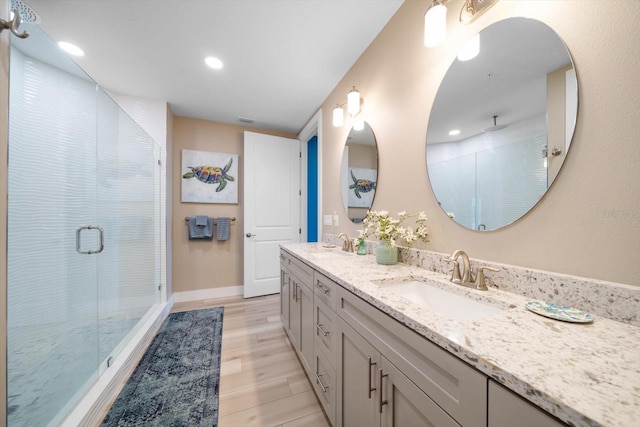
[{"x1": 24, "y1": 0, "x2": 404, "y2": 134}]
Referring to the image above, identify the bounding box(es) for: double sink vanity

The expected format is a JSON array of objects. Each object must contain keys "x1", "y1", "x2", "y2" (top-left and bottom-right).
[{"x1": 279, "y1": 243, "x2": 640, "y2": 427}]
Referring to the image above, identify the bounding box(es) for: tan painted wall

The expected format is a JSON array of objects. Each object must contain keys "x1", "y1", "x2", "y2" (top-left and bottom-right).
[
  {"x1": 0, "y1": 0, "x2": 8, "y2": 418},
  {"x1": 171, "y1": 116, "x2": 295, "y2": 293},
  {"x1": 321, "y1": 0, "x2": 640, "y2": 286}
]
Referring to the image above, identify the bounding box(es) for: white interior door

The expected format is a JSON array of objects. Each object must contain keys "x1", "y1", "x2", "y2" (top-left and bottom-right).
[{"x1": 244, "y1": 132, "x2": 300, "y2": 298}]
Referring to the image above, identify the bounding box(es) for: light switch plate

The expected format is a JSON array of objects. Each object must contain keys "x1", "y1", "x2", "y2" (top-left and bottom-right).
[
  {"x1": 333, "y1": 214, "x2": 339, "y2": 226},
  {"x1": 323, "y1": 215, "x2": 332, "y2": 226}
]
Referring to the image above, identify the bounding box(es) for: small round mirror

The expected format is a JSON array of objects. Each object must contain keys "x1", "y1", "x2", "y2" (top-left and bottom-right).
[
  {"x1": 426, "y1": 17, "x2": 578, "y2": 231},
  {"x1": 341, "y1": 121, "x2": 378, "y2": 223}
]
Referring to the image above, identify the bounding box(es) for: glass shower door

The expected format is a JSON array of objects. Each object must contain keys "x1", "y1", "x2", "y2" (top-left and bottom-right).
[
  {"x1": 95, "y1": 90, "x2": 160, "y2": 372},
  {"x1": 7, "y1": 22, "x2": 102, "y2": 426},
  {"x1": 7, "y1": 21, "x2": 161, "y2": 426}
]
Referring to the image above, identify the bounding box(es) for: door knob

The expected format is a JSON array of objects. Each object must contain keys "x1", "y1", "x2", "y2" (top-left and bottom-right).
[{"x1": 246, "y1": 233, "x2": 255, "y2": 238}]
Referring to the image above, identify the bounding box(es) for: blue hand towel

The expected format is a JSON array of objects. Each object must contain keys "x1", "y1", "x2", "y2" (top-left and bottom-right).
[
  {"x1": 195, "y1": 215, "x2": 208, "y2": 226},
  {"x1": 216, "y1": 217, "x2": 231, "y2": 241},
  {"x1": 188, "y1": 216, "x2": 213, "y2": 240}
]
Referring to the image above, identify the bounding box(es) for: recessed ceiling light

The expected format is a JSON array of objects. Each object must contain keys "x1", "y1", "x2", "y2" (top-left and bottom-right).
[
  {"x1": 205, "y1": 56, "x2": 223, "y2": 70},
  {"x1": 449, "y1": 129, "x2": 461, "y2": 136},
  {"x1": 58, "y1": 41, "x2": 85, "y2": 57}
]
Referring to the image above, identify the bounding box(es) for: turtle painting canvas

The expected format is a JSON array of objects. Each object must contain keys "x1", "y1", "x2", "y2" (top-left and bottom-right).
[
  {"x1": 181, "y1": 149, "x2": 238, "y2": 203},
  {"x1": 347, "y1": 167, "x2": 377, "y2": 208}
]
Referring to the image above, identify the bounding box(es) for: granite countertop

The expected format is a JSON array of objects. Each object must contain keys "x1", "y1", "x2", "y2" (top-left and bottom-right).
[{"x1": 282, "y1": 242, "x2": 640, "y2": 427}]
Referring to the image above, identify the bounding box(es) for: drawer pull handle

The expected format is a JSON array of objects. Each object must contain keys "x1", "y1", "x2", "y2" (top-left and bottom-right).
[
  {"x1": 316, "y1": 282, "x2": 330, "y2": 295},
  {"x1": 368, "y1": 357, "x2": 376, "y2": 399},
  {"x1": 378, "y1": 368, "x2": 388, "y2": 413},
  {"x1": 316, "y1": 322, "x2": 329, "y2": 337},
  {"x1": 316, "y1": 373, "x2": 329, "y2": 393}
]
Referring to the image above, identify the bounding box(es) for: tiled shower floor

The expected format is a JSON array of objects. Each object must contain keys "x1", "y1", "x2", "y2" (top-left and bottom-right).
[{"x1": 8, "y1": 313, "x2": 143, "y2": 426}]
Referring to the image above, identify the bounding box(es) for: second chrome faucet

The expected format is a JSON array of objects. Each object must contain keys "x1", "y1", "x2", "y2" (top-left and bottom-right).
[{"x1": 444, "y1": 250, "x2": 499, "y2": 291}]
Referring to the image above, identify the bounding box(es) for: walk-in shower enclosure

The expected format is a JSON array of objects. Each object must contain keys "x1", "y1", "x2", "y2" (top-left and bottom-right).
[{"x1": 6, "y1": 18, "x2": 163, "y2": 426}]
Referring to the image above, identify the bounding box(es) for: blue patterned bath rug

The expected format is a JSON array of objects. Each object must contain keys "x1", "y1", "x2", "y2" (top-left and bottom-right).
[{"x1": 101, "y1": 307, "x2": 224, "y2": 426}]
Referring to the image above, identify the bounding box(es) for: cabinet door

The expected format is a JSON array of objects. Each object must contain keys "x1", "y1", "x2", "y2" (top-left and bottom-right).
[
  {"x1": 488, "y1": 380, "x2": 567, "y2": 427},
  {"x1": 336, "y1": 317, "x2": 380, "y2": 427},
  {"x1": 380, "y1": 357, "x2": 460, "y2": 427},
  {"x1": 280, "y1": 269, "x2": 290, "y2": 330},
  {"x1": 289, "y1": 278, "x2": 301, "y2": 350},
  {"x1": 298, "y1": 281, "x2": 314, "y2": 375}
]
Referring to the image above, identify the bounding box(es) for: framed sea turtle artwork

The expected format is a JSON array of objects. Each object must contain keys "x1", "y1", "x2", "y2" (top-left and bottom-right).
[
  {"x1": 347, "y1": 167, "x2": 377, "y2": 208},
  {"x1": 181, "y1": 149, "x2": 238, "y2": 203}
]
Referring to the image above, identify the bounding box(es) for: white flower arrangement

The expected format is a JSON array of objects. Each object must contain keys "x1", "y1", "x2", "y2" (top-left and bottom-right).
[{"x1": 361, "y1": 210, "x2": 429, "y2": 246}]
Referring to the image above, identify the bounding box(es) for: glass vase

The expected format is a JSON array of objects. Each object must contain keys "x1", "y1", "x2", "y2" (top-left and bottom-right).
[{"x1": 376, "y1": 240, "x2": 398, "y2": 265}]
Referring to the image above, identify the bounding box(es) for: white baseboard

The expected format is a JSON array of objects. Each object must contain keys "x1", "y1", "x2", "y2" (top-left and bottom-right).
[{"x1": 173, "y1": 285, "x2": 244, "y2": 303}]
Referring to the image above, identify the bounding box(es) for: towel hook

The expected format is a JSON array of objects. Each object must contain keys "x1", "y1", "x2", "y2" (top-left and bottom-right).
[{"x1": 1, "y1": 10, "x2": 30, "y2": 39}]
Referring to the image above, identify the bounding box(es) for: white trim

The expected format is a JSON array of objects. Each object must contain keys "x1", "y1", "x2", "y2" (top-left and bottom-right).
[
  {"x1": 61, "y1": 300, "x2": 173, "y2": 426},
  {"x1": 300, "y1": 136, "x2": 308, "y2": 241},
  {"x1": 297, "y1": 109, "x2": 323, "y2": 242},
  {"x1": 173, "y1": 285, "x2": 243, "y2": 303}
]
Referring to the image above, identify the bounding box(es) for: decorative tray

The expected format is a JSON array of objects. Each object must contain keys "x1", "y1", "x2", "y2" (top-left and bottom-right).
[{"x1": 525, "y1": 301, "x2": 594, "y2": 323}]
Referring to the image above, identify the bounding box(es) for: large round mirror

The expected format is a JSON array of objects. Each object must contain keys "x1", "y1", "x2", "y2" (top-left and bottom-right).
[
  {"x1": 341, "y1": 121, "x2": 378, "y2": 223},
  {"x1": 426, "y1": 17, "x2": 578, "y2": 231}
]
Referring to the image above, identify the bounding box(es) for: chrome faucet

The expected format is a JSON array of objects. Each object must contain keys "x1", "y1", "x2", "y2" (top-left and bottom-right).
[
  {"x1": 337, "y1": 233, "x2": 354, "y2": 252},
  {"x1": 444, "y1": 250, "x2": 500, "y2": 290}
]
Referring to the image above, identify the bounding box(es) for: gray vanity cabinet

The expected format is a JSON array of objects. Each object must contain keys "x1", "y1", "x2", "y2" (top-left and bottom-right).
[
  {"x1": 336, "y1": 316, "x2": 460, "y2": 427},
  {"x1": 312, "y1": 271, "x2": 339, "y2": 424},
  {"x1": 337, "y1": 286, "x2": 487, "y2": 427},
  {"x1": 280, "y1": 248, "x2": 567, "y2": 427},
  {"x1": 280, "y1": 251, "x2": 314, "y2": 376},
  {"x1": 336, "y1": 316, "x2": 380, "y2": 427},
  {"x1": 488, "y1": 380, "x2": 567, "y2": 427},
  {"x1": 279, "y1": 265, "x2": 290, "y2": 330},
  {"x1": 380, "y1": 357, "x2": 461, "y2": 427}
]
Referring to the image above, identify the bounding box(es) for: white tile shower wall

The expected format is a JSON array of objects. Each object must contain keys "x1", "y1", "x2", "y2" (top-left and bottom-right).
[{"x1": 323, "y1": 233, "x2": 640, "y2": 327}]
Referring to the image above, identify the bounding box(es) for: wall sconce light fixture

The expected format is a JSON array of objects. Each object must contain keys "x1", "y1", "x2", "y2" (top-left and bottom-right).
[
  {"x1": 333, "y1": 86, "x2": 363, "y2": 127},
  {"x1": 425, "y1": 0, "x2": 498, "y2": 48},
  {"x1": 347, "y1": 86, "x2": 361, "y2": 117},
  {"x1": 459, "y1": 0, "x2": 499, "y2": 24},
  {"x1": 424, "y1": 1, "x2": 447, "y2": 47},
  {"x1": 332, "y1": 104, "x2": 345, "y2": 127}
]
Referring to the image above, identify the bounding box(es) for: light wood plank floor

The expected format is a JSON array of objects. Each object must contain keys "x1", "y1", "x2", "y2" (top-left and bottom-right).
[{"x1": 172, "y1": 294, "x2": 331, "y2": 427}]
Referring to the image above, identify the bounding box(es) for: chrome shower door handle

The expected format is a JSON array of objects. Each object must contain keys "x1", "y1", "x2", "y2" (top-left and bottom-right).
[{"x1": 76, "y1": 225, "x2": 105, "y2": 254}]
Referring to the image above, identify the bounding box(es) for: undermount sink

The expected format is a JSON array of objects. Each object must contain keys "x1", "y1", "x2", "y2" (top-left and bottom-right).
[
  {"x1": 379, "y1": 279, "x2": 502, "y2": 322},
  {"x1": 304, "y1": 247, "x2": 351, "y2": 258}
]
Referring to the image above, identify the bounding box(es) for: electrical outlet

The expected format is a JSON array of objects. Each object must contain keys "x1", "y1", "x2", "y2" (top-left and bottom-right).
[
  {"x1": 333, "y1": 214, "x2": 339, "y2": 226},
  {"x1": 323, "y1": 215, "x2": 332, "y2": 226}
]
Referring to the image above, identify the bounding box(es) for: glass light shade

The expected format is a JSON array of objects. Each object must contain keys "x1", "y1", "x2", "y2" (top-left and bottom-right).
[
  {"x1": 347, "y1": 87, "x2": 360, "y2": 116},
  {"x1": 353, "y1": 118, "x2": 365, "y2": 131},
  {"x1": 424, "y1": 3, "x2": 447, "y2": 47},
  {"x1": 457, "y1": 34, "x2": 480, "y2": 61},
  {"x1": 332, "y1": 105, "x2": 344, "y2": 127}
]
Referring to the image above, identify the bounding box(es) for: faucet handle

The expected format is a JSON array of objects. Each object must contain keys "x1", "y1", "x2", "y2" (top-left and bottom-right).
[
  {"x1": 473, "y1": 266, "x2": 500, "y2": 291},
  {"x1": 444, "y1": 258, "x2": 462, "y2": 284}
]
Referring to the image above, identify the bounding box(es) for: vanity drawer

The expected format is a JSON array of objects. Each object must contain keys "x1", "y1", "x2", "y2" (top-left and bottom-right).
[
  {"x1": 314, "y1": 297, "x2": 337, "y2": 368},
  {"x1": 337, "y1": 287, "x2": 487, "y2": 427},
  {"x1": 313, "y1": 348, "x2": 336, "y2": 425},
  {"x1": 313, "y1": 271, "x2": 338, "y2": 310},
  {"x1": 281, "y1": 249, "x2": 313, "y2": 286}
]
